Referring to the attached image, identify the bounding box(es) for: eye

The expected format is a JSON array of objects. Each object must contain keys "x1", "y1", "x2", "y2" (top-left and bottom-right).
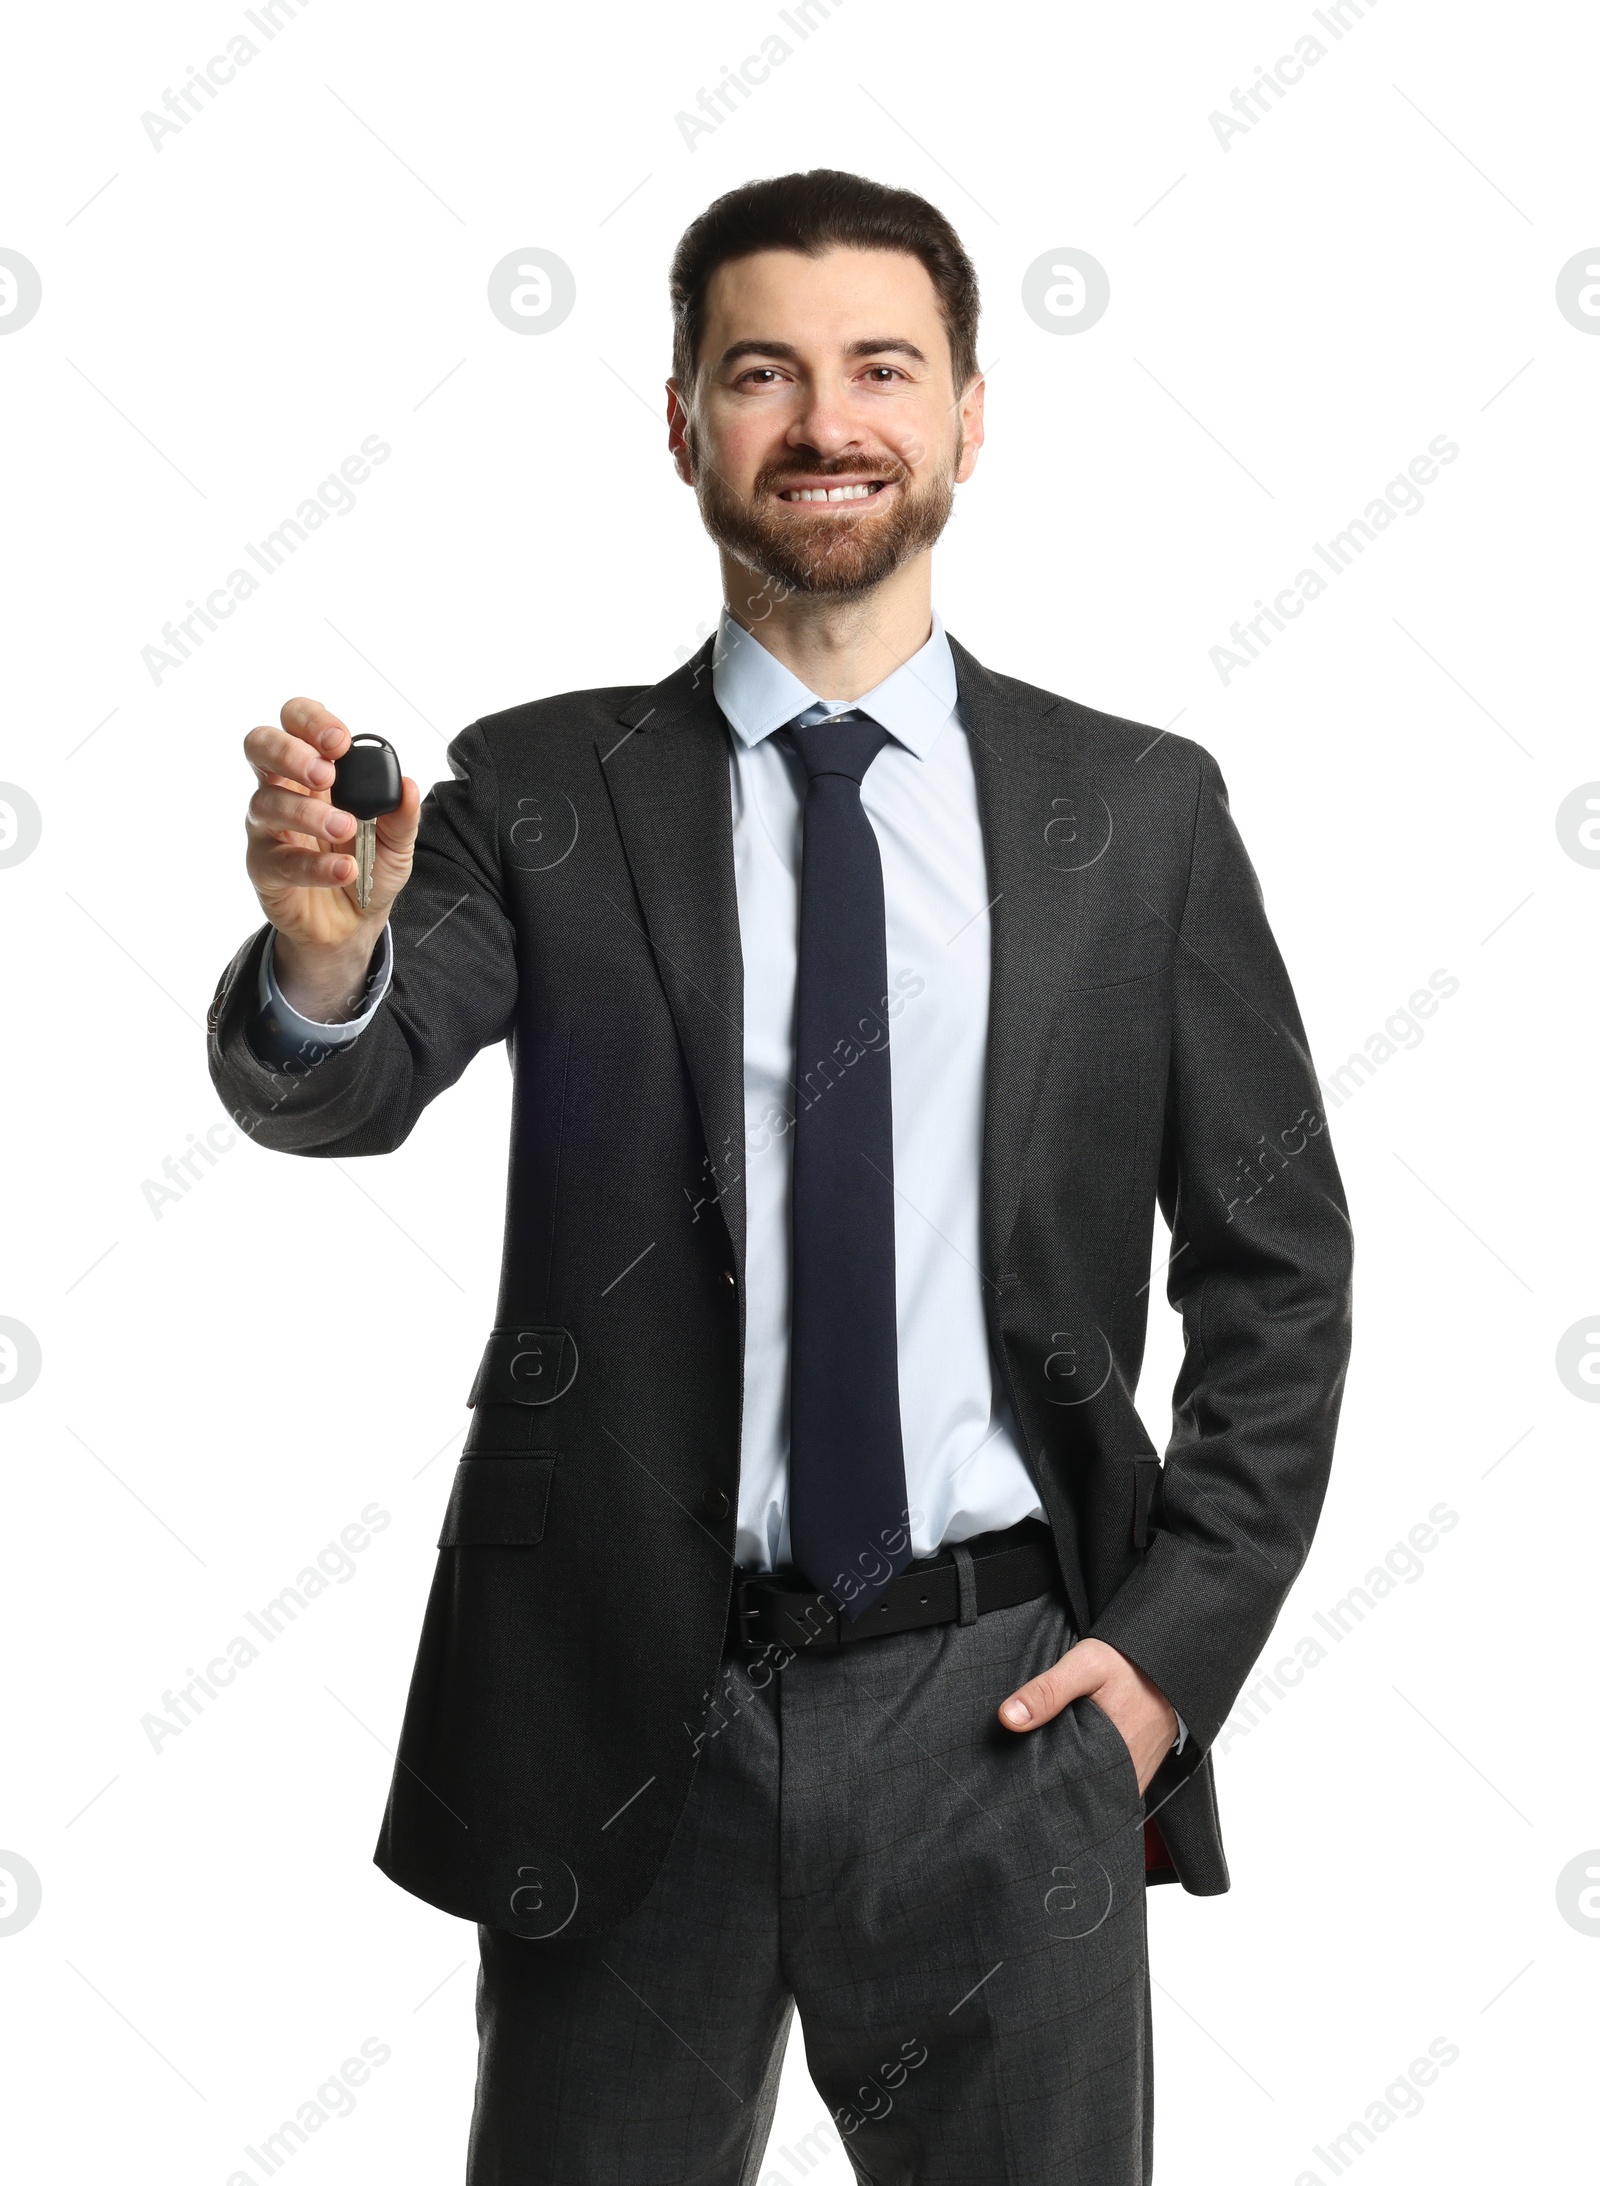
[
  {"x1": 862, "y1": 365, "x2": 908, "y2": 383},
  {"x1": 734, "y1": 366, "x2": 786, "y2": 387}
]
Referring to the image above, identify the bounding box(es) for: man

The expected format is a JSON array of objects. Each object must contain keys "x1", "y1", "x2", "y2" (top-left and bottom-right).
[{"x1": 209, "y1": 169, "x2": 1352, "y2": 2183}]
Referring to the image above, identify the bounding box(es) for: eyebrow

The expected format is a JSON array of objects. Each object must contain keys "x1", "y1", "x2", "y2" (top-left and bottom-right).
[{"x1": 716, "y1": 336, "x2": 930, "y2": 371}]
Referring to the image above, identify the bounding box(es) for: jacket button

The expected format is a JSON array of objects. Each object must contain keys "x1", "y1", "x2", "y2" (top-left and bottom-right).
[
  {"x1": 721, "y1": 1269, "x2": 736, "y2": 1290},
  {"x1": 700, "y1": 1488, "x2": 731, "y2": 1521}
]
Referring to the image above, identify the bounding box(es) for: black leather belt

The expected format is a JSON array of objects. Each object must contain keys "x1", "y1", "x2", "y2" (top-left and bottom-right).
[{"x1": 726, "y1": 1518, "x2": 1060, "y2": 1654}]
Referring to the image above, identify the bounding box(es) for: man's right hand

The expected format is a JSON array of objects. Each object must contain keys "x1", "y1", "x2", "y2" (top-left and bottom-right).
[{"x1": 244, "y1": 696, "x2": 422, "y2": 1023}]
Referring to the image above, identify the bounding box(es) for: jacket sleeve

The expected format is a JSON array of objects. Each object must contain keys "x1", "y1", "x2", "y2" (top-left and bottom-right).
[
  {"x1": 206, "y1": 720, "x2": 519, "y2": 1157},
  {"x1": 1088, "y1": 747, "x2": 1354, "y2": 1750}
]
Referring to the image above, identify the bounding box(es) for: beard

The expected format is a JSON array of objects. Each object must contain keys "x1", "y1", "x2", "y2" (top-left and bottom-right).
[{"x1": 691, "y1": 436, "x2": 959, "y2": 600}]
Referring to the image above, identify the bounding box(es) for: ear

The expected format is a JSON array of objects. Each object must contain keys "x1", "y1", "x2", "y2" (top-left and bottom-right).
[
  {"x1": 666, "y1": 381, "x2": 695, "y2": 485},
  {"x1": 954, "y1": 374, "x2": 986, "y2": 485}
]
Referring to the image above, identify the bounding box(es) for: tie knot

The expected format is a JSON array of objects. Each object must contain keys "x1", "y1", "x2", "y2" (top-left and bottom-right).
[{"x1": 786, "y1": 705, "x2": 893, "y2": 789}]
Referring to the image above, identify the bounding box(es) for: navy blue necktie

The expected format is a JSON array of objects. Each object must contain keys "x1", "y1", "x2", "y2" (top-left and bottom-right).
[{"x1": 785, "y1": 706, "x2": 913, "y2": 1621}]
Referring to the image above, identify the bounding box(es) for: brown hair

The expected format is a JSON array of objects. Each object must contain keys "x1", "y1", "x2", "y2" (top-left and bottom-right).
[{"x1": 669, "y1": 168, "x2": 980, "y2": 396}]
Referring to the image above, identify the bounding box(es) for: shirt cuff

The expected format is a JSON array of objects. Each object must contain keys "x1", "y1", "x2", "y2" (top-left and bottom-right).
[{"x1": 246, "y1": 925, "x2": 394, "y2": 1069}]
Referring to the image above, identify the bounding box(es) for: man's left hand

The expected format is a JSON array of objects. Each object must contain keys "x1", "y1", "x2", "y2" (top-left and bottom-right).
[{"x1": 998, "y1": 1637, "x2": 1178, "y2": 1795}]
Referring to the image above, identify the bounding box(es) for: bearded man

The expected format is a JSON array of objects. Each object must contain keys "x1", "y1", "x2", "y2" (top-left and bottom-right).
[{"x1": 209, "y1": 168, "x2": 1353, "y2": 2184}]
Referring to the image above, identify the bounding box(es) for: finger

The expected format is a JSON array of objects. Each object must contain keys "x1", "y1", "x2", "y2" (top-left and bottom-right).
[
  {"x1": 247, "y1": 786, "x2": 358, "y2": 843},
  {"x1": 245, "y1": 723, "x2": 335, "y2": 793},
  {"x1": 279, "y1": 696, "x2": 351, "y2": 761},
  {"x1": 999, "y1": 1650, "x2": 1095, "y2": 1731},
  {"x1": 252, "y1": 842, "x2": 360, "y2": 890},
  {"x1": 371, "y1": 776, "x2": 424, "y2": 852}
]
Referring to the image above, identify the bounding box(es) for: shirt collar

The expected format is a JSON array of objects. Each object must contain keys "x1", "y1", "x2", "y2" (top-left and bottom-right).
[{"x1": 710, "y1": 605, "x2": 958, "y2": 761}]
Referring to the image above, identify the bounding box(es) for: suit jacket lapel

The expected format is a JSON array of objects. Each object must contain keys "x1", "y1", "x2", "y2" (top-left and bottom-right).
[
  {"x1": 951, "y1": 636, "x2": 1087, "y2": 1283},
  {"x1": 599, "y1": 642, "x2": 748, "y2": 1282}
]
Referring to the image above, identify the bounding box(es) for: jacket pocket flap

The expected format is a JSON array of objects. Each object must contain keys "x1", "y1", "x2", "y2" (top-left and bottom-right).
[
  {"x1": 438, "y1": 1456, "x2": 557, "y2": 1547},
  {"x1": 1068, "y1": 914, "x2": 1171, "y2": 993}
]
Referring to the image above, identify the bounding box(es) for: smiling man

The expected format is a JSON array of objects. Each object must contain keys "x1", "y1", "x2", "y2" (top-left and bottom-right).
[{"x1": 209, "y1": 170, "x2": 1353, "y2": 2184}]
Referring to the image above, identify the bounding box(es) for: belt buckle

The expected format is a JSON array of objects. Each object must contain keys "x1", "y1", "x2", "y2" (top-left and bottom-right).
[{"x1": 732, "y1": 1582, "x2": 770, "y2": 1649}]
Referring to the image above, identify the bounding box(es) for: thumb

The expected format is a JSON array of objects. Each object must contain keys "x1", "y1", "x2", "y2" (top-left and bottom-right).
[
  {"x1": 374, "y1": 776, "x2": 423, "y2": 856},
  {"x1": 367, "y1": 778, "x2": 423, "y2": 907},
  {"x1": 998, "y1": 1640, "x2": 1101, "y2": 1733}
]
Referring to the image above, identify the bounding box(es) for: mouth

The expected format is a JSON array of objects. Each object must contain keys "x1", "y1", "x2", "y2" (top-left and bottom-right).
[{"x1": 772, "y1": 478, "x2": 897, "y2": 506}]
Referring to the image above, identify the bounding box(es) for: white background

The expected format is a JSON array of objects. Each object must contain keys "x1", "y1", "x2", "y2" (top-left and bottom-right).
[{"x1": 2, "y1": 1, "x2": 1596, "y2": 2179}]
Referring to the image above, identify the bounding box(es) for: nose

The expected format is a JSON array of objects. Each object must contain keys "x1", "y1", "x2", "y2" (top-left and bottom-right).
[{"x1": 785, "y1": 379, "x2": 862, "y2": 460}]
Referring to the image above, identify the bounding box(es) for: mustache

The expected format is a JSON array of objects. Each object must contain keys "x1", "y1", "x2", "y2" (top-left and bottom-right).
[{"x1": 754, "y1": 456, "x2": 908, "y2": 492}]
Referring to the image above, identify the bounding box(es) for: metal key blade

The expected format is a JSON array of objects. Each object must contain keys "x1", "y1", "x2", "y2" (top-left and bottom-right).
[{"x1": 355, "y1": 818, "x2": 377, "y2": 910}]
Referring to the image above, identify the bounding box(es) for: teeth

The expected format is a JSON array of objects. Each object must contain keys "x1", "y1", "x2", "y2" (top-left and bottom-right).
[{"x1": 780, "y1": 483, "x2": 882, "y2": 501}]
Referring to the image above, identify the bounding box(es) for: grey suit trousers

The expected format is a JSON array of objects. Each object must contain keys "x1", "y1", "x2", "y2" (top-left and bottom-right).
[{"x1": 466, "y1": 1591, "x2": 1153, "y2": 2184}]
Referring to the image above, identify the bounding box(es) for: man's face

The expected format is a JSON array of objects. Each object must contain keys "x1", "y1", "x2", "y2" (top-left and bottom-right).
[{"x1": 669, "y1": 246, "x2": 984, "y2": 601}]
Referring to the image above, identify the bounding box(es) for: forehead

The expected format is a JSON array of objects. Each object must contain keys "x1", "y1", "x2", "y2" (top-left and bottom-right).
[{"x1": 701, "y1": 246, "x2": 946, "y2": 359}]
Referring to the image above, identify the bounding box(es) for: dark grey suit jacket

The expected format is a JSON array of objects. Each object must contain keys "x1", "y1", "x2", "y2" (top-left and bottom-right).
[{"x1": 207, "y1": 634, "x2": 1353, "y2": 1937}]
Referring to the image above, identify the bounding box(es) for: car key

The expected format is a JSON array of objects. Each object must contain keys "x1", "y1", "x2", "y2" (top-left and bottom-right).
[{"x1": 330, "y1": 733, "x2": 403, "y2": 911}]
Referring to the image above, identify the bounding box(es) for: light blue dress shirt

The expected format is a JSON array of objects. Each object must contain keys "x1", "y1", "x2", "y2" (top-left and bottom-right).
[{"x1": 708, "y1": 608, "x2": 1044, "y2": 1572}]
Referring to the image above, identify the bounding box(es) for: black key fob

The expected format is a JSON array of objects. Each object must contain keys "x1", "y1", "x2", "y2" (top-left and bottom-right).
[{"x1": 331, "y1": 733, "x2": 403, "y2": 820}]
